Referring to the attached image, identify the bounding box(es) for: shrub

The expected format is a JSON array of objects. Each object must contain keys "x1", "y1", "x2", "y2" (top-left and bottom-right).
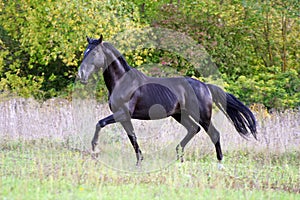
[
  {"x1": 0, "y1": 0, "x2": 144, "y2": 99},
  {"x1": 227, "y1": 68, "x2": 300, "y2": 109}
]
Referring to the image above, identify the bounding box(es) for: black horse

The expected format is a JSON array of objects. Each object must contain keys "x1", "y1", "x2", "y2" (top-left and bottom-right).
[{"x1": 78, "y1": 35, "x2": 257, "y2": 167}]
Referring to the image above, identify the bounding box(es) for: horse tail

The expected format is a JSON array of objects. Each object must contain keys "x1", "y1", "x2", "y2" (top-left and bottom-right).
[{"x1": 207, "y1": 84, "x2": 257, "y2": 139}]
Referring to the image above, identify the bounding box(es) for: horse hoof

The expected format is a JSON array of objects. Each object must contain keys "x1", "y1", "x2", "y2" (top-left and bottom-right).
[
  {"x1": 136, "y1": 161, "x2": 142, "y2": 168},
  {"x1": 91, "y1": 141, "x2": 98, "y2": 151},
  {"x1": 136, "y1": 157, "x2": 143, "y2": 167},
  {"x1": 217, "y1": 162, "x2": 225, "y2": 170}
]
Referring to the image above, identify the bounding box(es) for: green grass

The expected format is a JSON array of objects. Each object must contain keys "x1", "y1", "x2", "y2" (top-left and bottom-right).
[
  {"x1": 1, "y1": 139, "x2": 299, "y2": 200},
  {"x1": 1, "y1": 99, "x2": 299, "y2": 199}
]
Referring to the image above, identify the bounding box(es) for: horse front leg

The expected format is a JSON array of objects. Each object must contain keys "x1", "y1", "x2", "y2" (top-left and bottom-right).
[
  {"x1": 121, "y1": 121, "x2": 143, "y2": 166},
  {"x1": 92, "y1": 124, "x2": 101, "y2": 151},
  {"x1": 91, "y1": 107, "x2": 132, "y2": 150},
  {"x1": 92, "y1": 115, "x2": 116, "y2": 151}
]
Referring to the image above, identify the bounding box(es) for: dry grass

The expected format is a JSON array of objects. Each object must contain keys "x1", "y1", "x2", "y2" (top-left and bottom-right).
[{"x1": 1, "y1": 97, "x2": 299, "y2": 154}]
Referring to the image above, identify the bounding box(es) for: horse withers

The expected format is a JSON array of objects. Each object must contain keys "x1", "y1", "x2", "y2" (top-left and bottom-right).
[{"x1": 78, "y1": 35, "x2": 257, "y2": 167}]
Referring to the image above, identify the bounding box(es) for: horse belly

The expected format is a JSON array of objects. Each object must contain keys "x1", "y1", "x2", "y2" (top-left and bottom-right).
[{"x1": 131, "y1": 84, "x2": 180, "y2": 120}]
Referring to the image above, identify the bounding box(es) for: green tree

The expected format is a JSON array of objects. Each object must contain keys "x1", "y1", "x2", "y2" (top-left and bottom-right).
[
  {"x1": 0, "y1": 0, "x2": 144, "y2": 99},
  {"x1": 131, "y1": 0, "x2": 300, "y2": 109}
]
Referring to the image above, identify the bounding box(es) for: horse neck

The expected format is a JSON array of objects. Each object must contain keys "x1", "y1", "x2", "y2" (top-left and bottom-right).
[{"x1": 103, "y1": 56, "x2": 132, "y2": 95}]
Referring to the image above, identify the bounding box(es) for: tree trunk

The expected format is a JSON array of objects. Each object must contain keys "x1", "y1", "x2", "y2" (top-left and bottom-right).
[
  {"x1": 281, "y1": 13, "x2": 287, "y2": 72},
  {"x1": 264, "y1": 11, "x2": 273, "y2": 68}
]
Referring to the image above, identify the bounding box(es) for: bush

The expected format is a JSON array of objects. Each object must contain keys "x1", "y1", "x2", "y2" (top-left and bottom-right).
[
  {"x1": 0, "y1": 0, "x2": 144, "y2": 99},
  {"x1": 227, "y1": 68, "x2": 300, "y2": 109}
]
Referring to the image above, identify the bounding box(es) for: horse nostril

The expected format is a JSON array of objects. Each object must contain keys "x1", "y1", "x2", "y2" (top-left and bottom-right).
[{"x1": 78, "y1": 70, "x2": 84, "y2": 80}]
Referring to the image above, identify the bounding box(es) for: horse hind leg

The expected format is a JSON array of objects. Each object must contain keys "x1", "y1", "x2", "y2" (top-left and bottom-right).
[
  {"x1": 173, "y1": 113, "x2": 201, "y2": 162},
  {"x1": 207, "y1": 123, "x2": 225, "y2": 170},
  {"x1": 190, "y1": 108, "x2": 225, "y2": 169}
]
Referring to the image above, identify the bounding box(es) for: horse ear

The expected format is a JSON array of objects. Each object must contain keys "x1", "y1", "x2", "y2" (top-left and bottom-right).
[
  {"x1": 86, "y1": 36, "x2": 91, "y2": 43},
  {"x1": 99, "y1": 35, "x2": 103, "y2": 43}
]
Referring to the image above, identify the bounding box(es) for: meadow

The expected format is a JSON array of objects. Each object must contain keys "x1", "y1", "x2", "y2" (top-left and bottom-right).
[{"x1": 0, "y1": 98, "x2": 299, "y2": 199}]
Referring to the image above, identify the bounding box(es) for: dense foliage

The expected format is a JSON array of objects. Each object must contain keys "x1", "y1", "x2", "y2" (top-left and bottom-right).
[
  {"x1": 0, "y1": 0, "x2": 143, "y2": 99},
  {"x1": 0, "y1": 0, "x2": 299, "y2": 109}
]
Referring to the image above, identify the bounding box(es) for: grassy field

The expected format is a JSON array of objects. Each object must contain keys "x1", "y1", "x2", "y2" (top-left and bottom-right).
[{"x1": 0, "y1": 98, "x2": 299, "y2": 199}]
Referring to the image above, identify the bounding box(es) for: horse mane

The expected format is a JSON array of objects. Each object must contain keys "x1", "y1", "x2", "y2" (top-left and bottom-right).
[
  {"x1": 102, "y1": 42, "x2": 132, "y2": 72},
  {"x1": 102, "y1": 42, "x2": 122, "y2": 57}
]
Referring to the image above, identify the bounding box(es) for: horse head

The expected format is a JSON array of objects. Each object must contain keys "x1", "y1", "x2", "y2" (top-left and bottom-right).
[{"x1": 78, "y1": 35, "x2": 105, "y2": 84}]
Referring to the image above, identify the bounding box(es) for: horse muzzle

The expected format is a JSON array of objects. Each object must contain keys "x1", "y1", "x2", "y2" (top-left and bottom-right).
[{"x1": 77, "y1": 69, "x2": 88, "y2": 84}]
